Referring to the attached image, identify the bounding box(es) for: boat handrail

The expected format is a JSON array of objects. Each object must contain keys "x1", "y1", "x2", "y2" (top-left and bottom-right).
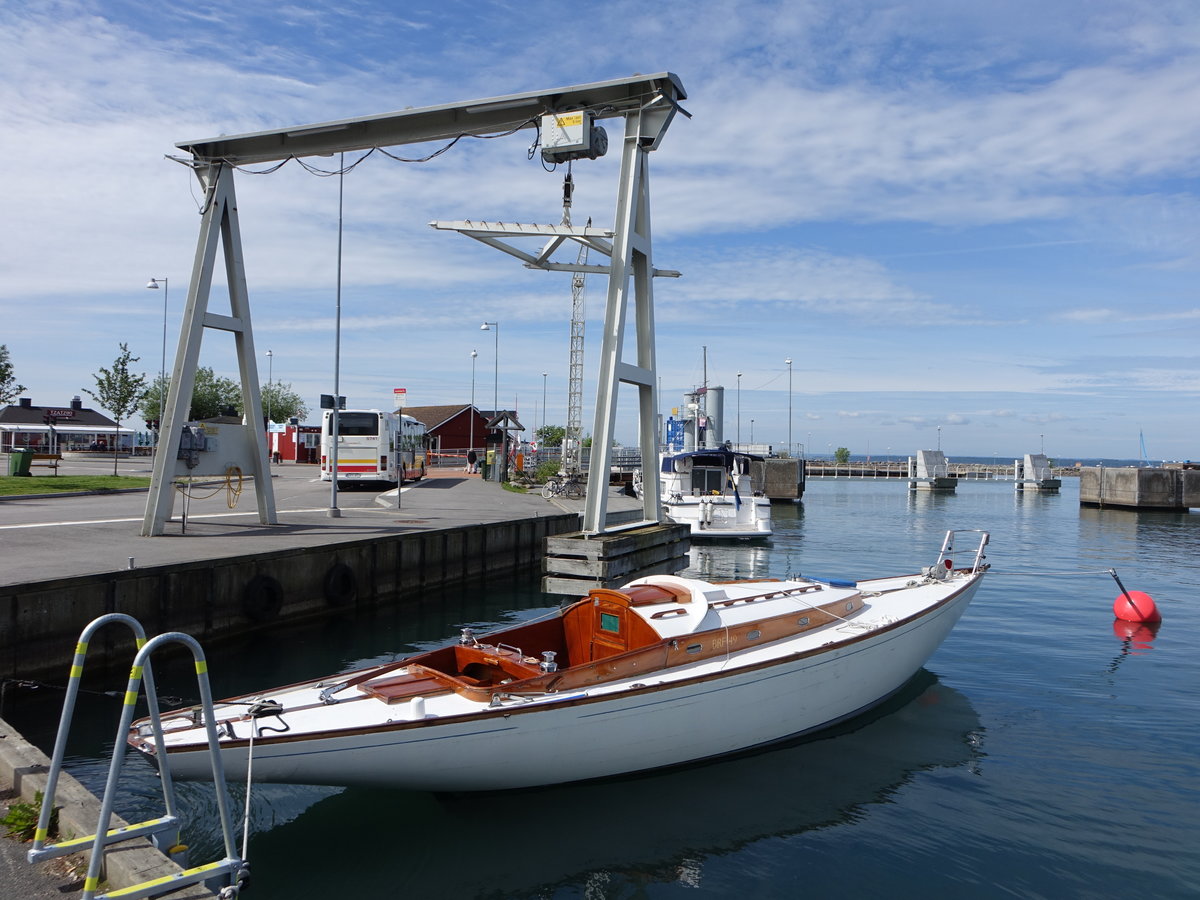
[
  {"x1": 89, "y1": 631, "x2": 247, "y2": 899},
  {"x1": 28, "y1": 614, "x2": 179, "y2": 867},
  {"x1": 935, "y1": 530, "x2": 990, "y2": 576},
  {"x1": 30, "y1": 617, "x2": 249, "y2": 900}
]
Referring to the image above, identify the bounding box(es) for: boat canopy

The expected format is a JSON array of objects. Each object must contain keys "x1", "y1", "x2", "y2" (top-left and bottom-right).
[{"x1": 660, "y1": 448, "x2": 764, "y2": 474}]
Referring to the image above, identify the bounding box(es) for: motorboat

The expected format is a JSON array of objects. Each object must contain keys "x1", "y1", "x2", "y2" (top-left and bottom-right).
[
  {"x1": 128, "y1": 530, "x2": 989, "y2": 792},
  {"x1": 636, "y1": 448, "x2": 773, "y2": 539}
]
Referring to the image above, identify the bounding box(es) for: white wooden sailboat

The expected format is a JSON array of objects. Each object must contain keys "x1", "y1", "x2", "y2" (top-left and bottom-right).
[{"x1": 129, "y1": 530, "x2": 989, "y2": 792}]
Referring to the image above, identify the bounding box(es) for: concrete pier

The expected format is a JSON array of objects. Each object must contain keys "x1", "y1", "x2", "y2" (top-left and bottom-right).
[
  {"x1": 543, "y1": 522, "x2": 691, "y2": 595},
  {"x1": 909, "y1": 450, "x2": 956, "y2": 491},
  {"x1": 752, "y1": 457, "x2": 806, "y2": 501},
  {"x1": 1079, "y1": 465, "x2": 1200, "y2": 510},
  {"x1": 0, "y1": 465, "x2": 615, "y2": 679},
  {"x1": 1015, "y1": 454, "x2": 1061, "y2": 492}
]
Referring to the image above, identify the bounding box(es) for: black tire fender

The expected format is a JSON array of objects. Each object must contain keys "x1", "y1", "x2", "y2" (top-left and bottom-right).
[
  {"x1": 242, "y1": 574, "x2": 284, "y2": 623},
  {"x1": 323, "y1": 562, "x2": 357, "y2": 607}
]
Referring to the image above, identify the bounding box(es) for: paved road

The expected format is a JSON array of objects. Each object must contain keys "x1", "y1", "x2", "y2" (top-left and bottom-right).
[{"x1": 0, "y1": 456, "x2": 638, "y2": 587}]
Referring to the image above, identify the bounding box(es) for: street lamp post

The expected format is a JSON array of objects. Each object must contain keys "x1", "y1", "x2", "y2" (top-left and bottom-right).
[
  {"x1": 265, "y1": 349, "x2": 273, "y2": 423},
  {"x1": 480, "y1": 322, "x2": 499, "y2": 417},
  {"x1": 736, "y1": 371, "x2": 742, "y2": 448},
  {"x1": 145, "y1": 277, "x2": 168, "y2": 444},
  {"x1": 785, "y1": 358, "x2": 793, "y2": 457},
  {"x1": 750, "y1": 418, "x2": 755, "y2": 443},
  {"x1": 329, "y1": 154, "x2": 345, "y2": 518},
  {"x1": 541, "y1": 372, "x2": 548, "y2": 437},
  {"x1": 470, "y1": 349, "x2": 478, "y2": 460}
]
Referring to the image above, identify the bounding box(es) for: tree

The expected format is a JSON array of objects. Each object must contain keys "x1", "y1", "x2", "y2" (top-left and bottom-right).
[
  {"x1": 834, "y1": 447, "x2": 851, "y2": 465},
  {"x1": 189, "y1": 367, "x2": 242, "y2": 420},
  {"x1": 535, "y1": 424, "x2": 566, "y2": 447},
  {"x1": 0, "y1": 344, "x2": 26, "y2": 405},
  {"x1": 139, "y1": 367, "x2": 242, "y2": 422},
  {"x1": 84, "y1": 343, "x2": 148, "y2": 475},
  {"x1": 262, "y1": 381, "x2": 308, "y2": 424}
]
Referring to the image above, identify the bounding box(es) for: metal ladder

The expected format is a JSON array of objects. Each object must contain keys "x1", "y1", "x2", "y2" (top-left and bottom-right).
[{"x1": 27, "y1": 614, "x2": 247, "y2": 899}]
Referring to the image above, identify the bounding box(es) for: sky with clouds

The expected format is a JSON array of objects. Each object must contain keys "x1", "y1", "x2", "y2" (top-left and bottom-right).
[{"x1": 2, "y1": 0, "x2": 1198, "y2": 460}]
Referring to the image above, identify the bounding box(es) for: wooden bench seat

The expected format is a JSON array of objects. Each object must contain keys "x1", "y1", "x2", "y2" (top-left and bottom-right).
[{"x1": 26, "y1": 453, "x2": 62, "y2": 474}]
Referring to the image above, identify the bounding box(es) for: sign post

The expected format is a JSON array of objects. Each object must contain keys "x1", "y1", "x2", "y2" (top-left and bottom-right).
[{"x1": 392, "y1": 389, "x2": 407, "y2": 509}]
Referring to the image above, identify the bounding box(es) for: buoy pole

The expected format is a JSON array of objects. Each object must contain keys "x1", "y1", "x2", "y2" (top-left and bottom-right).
[{"x1": 1109, "y1": 568, "x2": 1134, "y2": 604}]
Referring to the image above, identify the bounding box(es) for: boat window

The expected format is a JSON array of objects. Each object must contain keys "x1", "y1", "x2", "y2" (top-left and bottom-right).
[
  {"x1": 599, "y1": 612, "x2": 621, "y2": 633},
  {"x1": 692, "y1": 467, "x2": 725, "y2": 493},
  {"x1": 337, "y1": 413, "x2": 380, "y2": 436},
  {"x1": 798, "y1": 617, "x2": 809, "y2": 626},
  {"x1": 747, "y1": 629, "x2": 762, "y2": 640},
  {"x1": 686, "y1": 643, "x2": 703, "y2": 654}
]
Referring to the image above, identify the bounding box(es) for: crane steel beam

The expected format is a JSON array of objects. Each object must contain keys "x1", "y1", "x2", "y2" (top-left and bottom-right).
[{"x1": 176, "y1": 73, "x2": 686, "y2": 164}]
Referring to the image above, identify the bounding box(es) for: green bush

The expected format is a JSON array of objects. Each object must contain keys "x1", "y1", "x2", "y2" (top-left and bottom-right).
[
  {"x1": 534, "y1": 459, "x2": 561, "y2": 484},
  {"x1": 3, "y1": 791, "x2": 56, "y2": 842}
]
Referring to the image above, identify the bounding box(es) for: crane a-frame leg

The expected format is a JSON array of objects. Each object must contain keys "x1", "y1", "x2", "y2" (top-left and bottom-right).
[
  {"x1": 582, "y1": 109, "x2": 664, "y2": 535},
  {"x1": 141, "y1": 163, "x2": 277, "y2": 536}
]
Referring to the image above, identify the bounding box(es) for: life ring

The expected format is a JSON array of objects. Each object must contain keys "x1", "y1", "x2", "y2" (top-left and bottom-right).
[
  {"x1": 323, "y1": 562, "x2": 358, "y2": 607},
  {"x1": 242, "y1": 574, "x2": 284, "y2": 623}
]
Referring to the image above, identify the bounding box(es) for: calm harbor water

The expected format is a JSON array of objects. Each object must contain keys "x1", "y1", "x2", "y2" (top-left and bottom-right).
[{"x1": 7, "y1": 478, "x2": 1199, "y2": 897}]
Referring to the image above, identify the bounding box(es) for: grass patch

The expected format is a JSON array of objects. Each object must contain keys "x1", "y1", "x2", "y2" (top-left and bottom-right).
[{"x1": 0, "y1": 475, "x2": 151, "y2": 497}]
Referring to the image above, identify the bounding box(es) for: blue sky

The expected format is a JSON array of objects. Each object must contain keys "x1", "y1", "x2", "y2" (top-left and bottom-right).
[{"x1": 2, "y1": 0, "x2": 1198, "y2": 460}]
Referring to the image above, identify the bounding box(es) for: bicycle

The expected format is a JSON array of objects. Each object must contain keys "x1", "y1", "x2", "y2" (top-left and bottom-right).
[{"x1": 541, "y1": 476, "x2": 585, "y2": 500}]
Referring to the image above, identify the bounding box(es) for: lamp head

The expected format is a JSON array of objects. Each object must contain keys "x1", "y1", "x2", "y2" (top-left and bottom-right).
[
  {"x1": 480, "y1": 323, "x2": 490, "y2": 331},
  {"x1": 146, "y1": 278, "x2": 160, "y2": 289},
  {"x1": 471, "y1": 349, "x2": 478, "y2": 359}
]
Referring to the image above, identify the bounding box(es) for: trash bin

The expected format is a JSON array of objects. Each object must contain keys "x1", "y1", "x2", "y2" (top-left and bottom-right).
[{"x1": 7, "y1": 448, "x2": 34, "y2": 476}]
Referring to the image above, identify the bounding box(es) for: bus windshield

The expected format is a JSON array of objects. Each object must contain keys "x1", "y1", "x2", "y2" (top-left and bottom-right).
[{"x1": 335, "y1": 413, "x2": 379, "y2": 436}]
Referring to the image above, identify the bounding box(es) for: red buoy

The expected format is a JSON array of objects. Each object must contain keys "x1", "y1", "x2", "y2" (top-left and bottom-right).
[{"x1": 1113, "y1": 590, "x2": 1161, "y2": 623}]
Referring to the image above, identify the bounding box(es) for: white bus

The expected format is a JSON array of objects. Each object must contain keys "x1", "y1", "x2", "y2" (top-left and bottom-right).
[{"x1": 320, "y1": 409, "x2": 427, "y2": 484}]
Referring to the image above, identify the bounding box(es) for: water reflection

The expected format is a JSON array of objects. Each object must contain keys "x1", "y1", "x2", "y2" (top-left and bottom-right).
[
  {"x1": 1108, "y1": 619, "x2": 1162, "y2": 673},
  {"x1": 684, "y1": 543, "x2": 773, "y2": 581},
  {"x1": 243, "y1": 672, "x2": 982, "y2": 898}
]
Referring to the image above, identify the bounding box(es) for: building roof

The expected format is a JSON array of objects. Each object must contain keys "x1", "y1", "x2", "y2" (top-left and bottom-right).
[
  {"x1": 402, "y1": 404, "x2": 478, "y2": 431},
  {"x1": 0, "y1": 401, "x2": 118, "y2": 428}
]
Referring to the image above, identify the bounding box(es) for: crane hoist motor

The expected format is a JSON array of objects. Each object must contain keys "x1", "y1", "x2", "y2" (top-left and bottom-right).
[{"x1": 540, "y1": 110, "x2": 608, "y2": 164}]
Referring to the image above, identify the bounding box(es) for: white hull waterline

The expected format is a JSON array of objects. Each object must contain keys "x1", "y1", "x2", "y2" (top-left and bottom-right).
[{"x1": 130, "y1": 531, "x2": 989, "y2": 792}]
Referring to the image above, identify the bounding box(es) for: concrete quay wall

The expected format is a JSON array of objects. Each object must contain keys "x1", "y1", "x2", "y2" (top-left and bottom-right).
[
  {"x1": 1079, "y1": 466, "x2": 1200, "y2": 509},
  {"x1": 1, "y1": 513, "x2": 577, "y2": 679}
]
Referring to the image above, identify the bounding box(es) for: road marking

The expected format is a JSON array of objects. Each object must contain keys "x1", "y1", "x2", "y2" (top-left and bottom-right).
[{"x1": 0, "y1": 506, "x2": 414, "y2": 530}]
